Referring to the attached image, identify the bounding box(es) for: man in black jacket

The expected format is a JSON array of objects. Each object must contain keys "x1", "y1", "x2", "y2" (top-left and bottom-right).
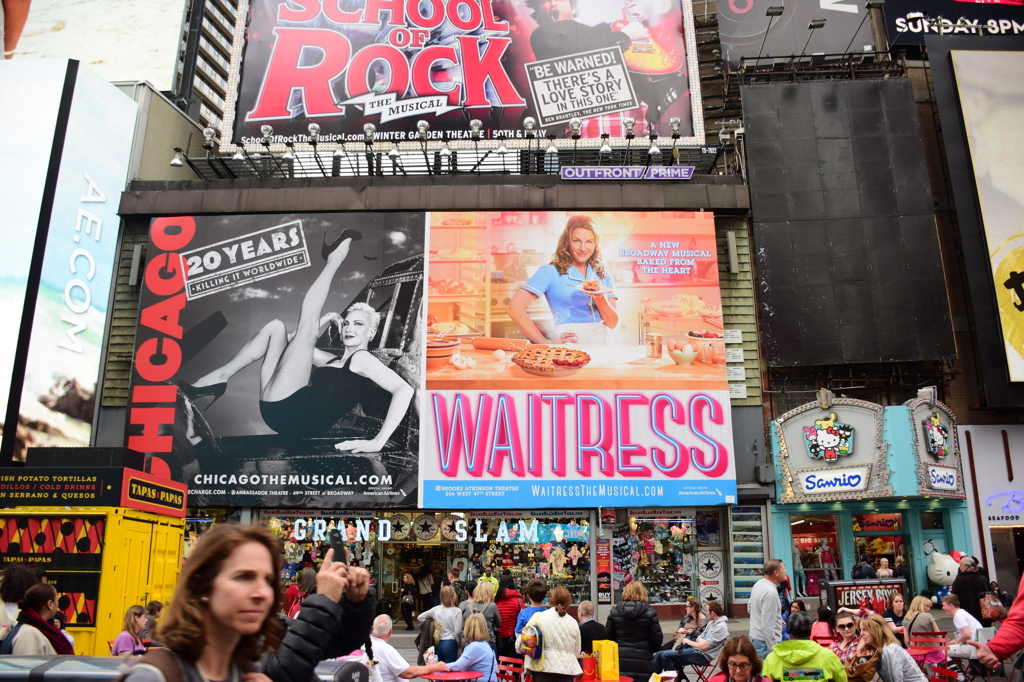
[
  {"x1": 577, "y1": 600, "x2": 607, "y2": 653},
  {"x1": 263, "y1": 548, "x2": 377, "y2": 682}
]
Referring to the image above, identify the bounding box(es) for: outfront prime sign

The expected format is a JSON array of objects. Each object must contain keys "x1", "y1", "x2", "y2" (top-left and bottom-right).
[{"x1": 560, "y1": 166, "x2": 696, "y2": 181}]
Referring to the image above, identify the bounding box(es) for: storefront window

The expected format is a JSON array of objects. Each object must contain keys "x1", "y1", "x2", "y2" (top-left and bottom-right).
[
  {"x1": 260, "y1": 510, "x2": 593, "y2": 614},
  {"x1": 853, "y1": 513, "x2": 906, "y2": 577},
  {"x1": 615, "y1": 515, "x2": 698, "y2": 605},
  {"x1": 790, "y1": 513, "x2": 842, "y2": 596},
  {"x1": 185, "y1": 508, "x2": 241, "y2": 562}
]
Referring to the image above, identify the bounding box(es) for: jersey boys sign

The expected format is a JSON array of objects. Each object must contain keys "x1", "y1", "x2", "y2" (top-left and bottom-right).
[{"x1": 230, "y1": 0, "x2": 703, "y2": 144}]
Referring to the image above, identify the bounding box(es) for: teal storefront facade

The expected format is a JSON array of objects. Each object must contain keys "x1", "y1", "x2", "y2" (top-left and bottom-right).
[{"x1": 769, "y1": 390, "x2": 973, "y2": 599}]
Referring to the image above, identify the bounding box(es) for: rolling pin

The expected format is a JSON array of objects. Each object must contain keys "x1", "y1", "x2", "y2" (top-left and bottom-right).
[{"x1": 472, "y1": 337, "x2": 532, "y2": 352}]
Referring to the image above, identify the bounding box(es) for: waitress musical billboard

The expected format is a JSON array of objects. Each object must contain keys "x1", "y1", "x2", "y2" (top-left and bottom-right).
[
  {"x1": 421, "y1": 210, "x2": 735, "y2": 508},
  {"x1": 228, "y1": 0, "x2": 703, "y2": 144},
  {"x1": 126, "y1": 211, "x2": 735, "y2": 508}
]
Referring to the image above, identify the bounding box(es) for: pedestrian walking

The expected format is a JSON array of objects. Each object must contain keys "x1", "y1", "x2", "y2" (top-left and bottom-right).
[
  {"x1": 0, "y1": 583, "x2": 74, "y2": 655},
  {"x1": 748, "y1": 559, "x2": 787, "y2": 660},
  {"x1": 605, "y1": 581, "x2": 662, "y2": 682}
]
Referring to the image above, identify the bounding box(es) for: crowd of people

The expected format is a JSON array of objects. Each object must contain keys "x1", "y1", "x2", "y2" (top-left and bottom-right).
[{"x1": 3, "y1": 528, "x2": 1024, "y2": 682}]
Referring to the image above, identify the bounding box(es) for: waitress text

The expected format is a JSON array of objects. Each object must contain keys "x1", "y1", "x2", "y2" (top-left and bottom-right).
[{"x1": 431, "y1": 392, "x2": 730, "y2": 479}]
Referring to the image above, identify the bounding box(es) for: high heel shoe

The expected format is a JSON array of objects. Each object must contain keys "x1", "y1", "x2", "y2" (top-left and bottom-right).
[
  {"x1": 177, "y1": 380, "x2": 227, "y2": 411},
  {"x1": 322, "y1": 229, "x2": 362, "y2": 260}
]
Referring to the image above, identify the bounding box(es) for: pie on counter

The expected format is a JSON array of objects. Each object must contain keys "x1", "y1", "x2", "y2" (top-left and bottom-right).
[{"x1": 512, "y1": 346, "x2": 591, "y2": 377}]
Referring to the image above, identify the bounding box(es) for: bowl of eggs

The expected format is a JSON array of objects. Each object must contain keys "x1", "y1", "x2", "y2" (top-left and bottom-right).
[{"x1": 666, "y1": 341, "x2": 698, "y2": 365}]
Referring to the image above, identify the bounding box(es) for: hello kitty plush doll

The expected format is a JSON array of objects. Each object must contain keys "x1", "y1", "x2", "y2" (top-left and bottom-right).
[{"x1": 927, "y1": 551, "x2": 959, "y2": 604}]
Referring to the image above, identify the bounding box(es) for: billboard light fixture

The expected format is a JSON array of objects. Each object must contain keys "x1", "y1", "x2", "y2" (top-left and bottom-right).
[
  {"x1": 170, "y1": 148, "x2": 185, "y2": 167},
  {"x1": 523, "y1": 116, "x2": 536, "y2": 138},
  {"x1": 232, "y1": 149, "x2": 245, "y2": 161},
  {"x1": 260, "y1": 124, "x2": 274, "y2": 144},
  {"x1": 282, "y1": 142, "x2": 295, "y2": 161},
  {"x1": 416, "y1": 119, "x2": 430, "y2": 141},
  {"x1": 624, "y1": 117, "x2": 636, "y2": 139},
  {"x1": 363, "y1": 123, "x2": 376, "y2": 145},
  {"x1": 545, "y1": 133, "x2": 558, "y2": 156},
  {"x1": 756, "y1": 7, "x2": 787, "y2": 64},
  {"x1": 599, "y1": 133, "x2": 613, "y2": 156}
]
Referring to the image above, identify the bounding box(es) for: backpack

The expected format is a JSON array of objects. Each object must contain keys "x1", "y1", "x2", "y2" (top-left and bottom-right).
[
  {"x1": 852, "y1": 563, "x2": 864, "y2": 580},
  {"x1": 0, "y1": 624, "x2": 23, "y2": 655},
  {"x1": 451, "y1": 580, "x2": 468, "y2": 604},
  {"x1": 287, "y1": 591, "x2": 309, "y2": 618},
  {"x1": 520, "y1": 622, "x2": 545, "y2": 669}
]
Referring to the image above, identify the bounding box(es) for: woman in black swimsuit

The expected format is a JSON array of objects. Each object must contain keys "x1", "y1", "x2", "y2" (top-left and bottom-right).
[{"x1": 179, "y1": 231, "x2": 414, "y2": 452}]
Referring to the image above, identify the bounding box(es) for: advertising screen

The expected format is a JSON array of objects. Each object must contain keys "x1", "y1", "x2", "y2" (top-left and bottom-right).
[
  {"x1": 718, "y1": 0, "x2": 874, "y2": 68},
  {"x1": 950, "y1": 50, "x2": 1024, "y2": 380},
  {"x1": 127, "y1": 211, "x2": 736, "y2": 508},
  {"x1": 887, "y1": 1, "x2": 1024, "y2": 45},
  {"x1": 228, "y1": 0, "x2": 703, "y2": 145},
  {"x1": 0, "y1": 62, "x2": 65, "y2": 447},
  {"x1": 13, "y1": 0, "x2": 187, "y2": 90},
  {"x1": 16, "y1": 65, "x2": 137, "y2": 457},
  {"x1": 127, "y1": 213, "x2": 425, "y2": 508},
  {"x1": 421, "y1": 210, "x2": 735, "y2": 508}
]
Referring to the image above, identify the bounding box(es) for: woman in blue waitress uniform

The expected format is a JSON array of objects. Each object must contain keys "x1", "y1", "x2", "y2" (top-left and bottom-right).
[{"x1": 507, "y1": 214, "x2": 619, "y2": 345}]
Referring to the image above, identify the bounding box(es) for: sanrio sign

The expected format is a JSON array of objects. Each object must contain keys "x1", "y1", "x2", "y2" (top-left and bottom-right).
[{"x1": 797, "y1": 466, "x2": 871, "y2": 493}]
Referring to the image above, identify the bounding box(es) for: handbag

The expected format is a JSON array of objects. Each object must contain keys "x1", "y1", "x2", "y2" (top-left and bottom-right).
[
  {"x1": 980, "y1": 593, "x2": 1008, "y2": 621},
  {"x1": 844, "y1": 648, "x2": 878, "y2": 682},
  {"x1": 402, "y1": 594, "x2": 415, "y2": 607}
]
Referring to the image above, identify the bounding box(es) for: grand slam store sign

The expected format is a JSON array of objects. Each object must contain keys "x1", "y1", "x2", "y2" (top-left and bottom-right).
[{"x1": 225, "y1": 0, "x2": 704, "y2": 145}]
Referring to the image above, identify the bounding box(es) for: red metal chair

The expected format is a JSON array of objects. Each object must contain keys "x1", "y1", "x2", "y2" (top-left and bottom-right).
[
  {"x1": 929, "y1": 666, "x2": 957, "y2": 682},
  {"x1": 909, "y1": 632, "x2": 949, "y2": 672},
  {"x1": 498, "y1": 656, "x2": 525, "y2": 682}
]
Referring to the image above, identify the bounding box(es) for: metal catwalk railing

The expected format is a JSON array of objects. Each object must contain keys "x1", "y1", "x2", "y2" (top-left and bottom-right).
[{"x1": 177, "y1": 145, "x2": 726, "y2": 181}]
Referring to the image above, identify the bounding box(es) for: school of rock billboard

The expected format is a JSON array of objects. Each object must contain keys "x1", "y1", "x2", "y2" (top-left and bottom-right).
[
  {"x1": 127, "y1": 211, "x2": 736, "y2": 508},
  {"x1": 226, "y1": 0, "x2": 704, "y2": 145}
]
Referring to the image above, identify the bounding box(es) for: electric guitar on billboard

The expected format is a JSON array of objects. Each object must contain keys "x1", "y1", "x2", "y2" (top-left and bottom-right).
[{"x1": 611, "y1": 0, "x2": 684, "y2": 74}]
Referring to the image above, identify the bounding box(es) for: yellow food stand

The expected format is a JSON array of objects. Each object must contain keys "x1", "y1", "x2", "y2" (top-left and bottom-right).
[{"x1": 0, "y1": 464, "x2": 187, "y2": 656}]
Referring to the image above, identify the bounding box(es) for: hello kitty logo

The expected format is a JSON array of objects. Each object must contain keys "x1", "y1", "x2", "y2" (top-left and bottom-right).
[
  {"x1": 923, "y1": 412, "x2": 949, "y2": 458},
  {"x1": 803, "y1": 412, "x2": 854, "y2": 462}
]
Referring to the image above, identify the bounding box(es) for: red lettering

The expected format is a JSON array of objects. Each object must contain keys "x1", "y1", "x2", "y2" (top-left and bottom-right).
[
  {"x1": 144, "y1": 253, "x2": 185, "y2": 297},
  {"x1": 689, "y1": 394, "x2": 729, "y2": 478},
  {"x1": 140, "y1": 293, "x2": 186, "y2": 340},
  {"x1": 128, "y1": 407, "x2": 176, "y2": 453},
  {"x1": 480, "y1": 0, "x2": 509, "y2": 31},
  {"x1": 389, "y1": 27, "x2": 411, "y2": 47},
  {"x1": 151, "y1": 217, "x2": 196, "y2": 252},
  {"x1": 456, "y1": 36, "x2": 526, "y2": 107},
  {"x1": 136, "y1": 337, "x2": 182, "y2": 382},
  {"x1": 577, "y1": 395, "x2": 614, "y2": 477},
  {"x1": 347, "y1": 44, "x2": 409, "y2": 97},
  {"x1": 615, "y1": 394, "x2": 650, "y2": 477},
  {"x1": 446, "y1": 0, "x2": 481, "y2": 30},
  {"x1": 323, "y1": 0, "x2": 361, "y2": 23},
  {"x1": 249, "y1": 28, "x2": 352, "y2": 119},
  {"x1": 543, "y1": 394, "x2": 573, "y2": 477},
  {"x1": 365, "y1": 0, "x2": 406, "y2": 25},
  {"x1": 406, "y1": 0, "x2": 444, "y2": 28},
  {"x1": 411, "y1": 46, "x2": 462, "y2": 105},
  {"x1": 651, "y1": 395, "x2": 688, "y2": 477},
  {"x1": 132, "y1": 385, "x2": 178, "y2": 403},
  {"x1": 279, "y1": 0, "x2": 320, "y2": 22}
]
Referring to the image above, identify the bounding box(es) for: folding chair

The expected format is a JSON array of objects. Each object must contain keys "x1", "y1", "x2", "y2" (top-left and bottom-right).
[
  {"x1": 679, "y1": 662, "x2": 714, "y2": 682},
  {"x1": 498, "y1": 656, "x2": 525, "y2": 682},
  {"x1": 909, "y1": 632, "x2": 949, "y2": 672},
  {"x1": 930, "y1": 667, "x2": 958, "y2": 682}
]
